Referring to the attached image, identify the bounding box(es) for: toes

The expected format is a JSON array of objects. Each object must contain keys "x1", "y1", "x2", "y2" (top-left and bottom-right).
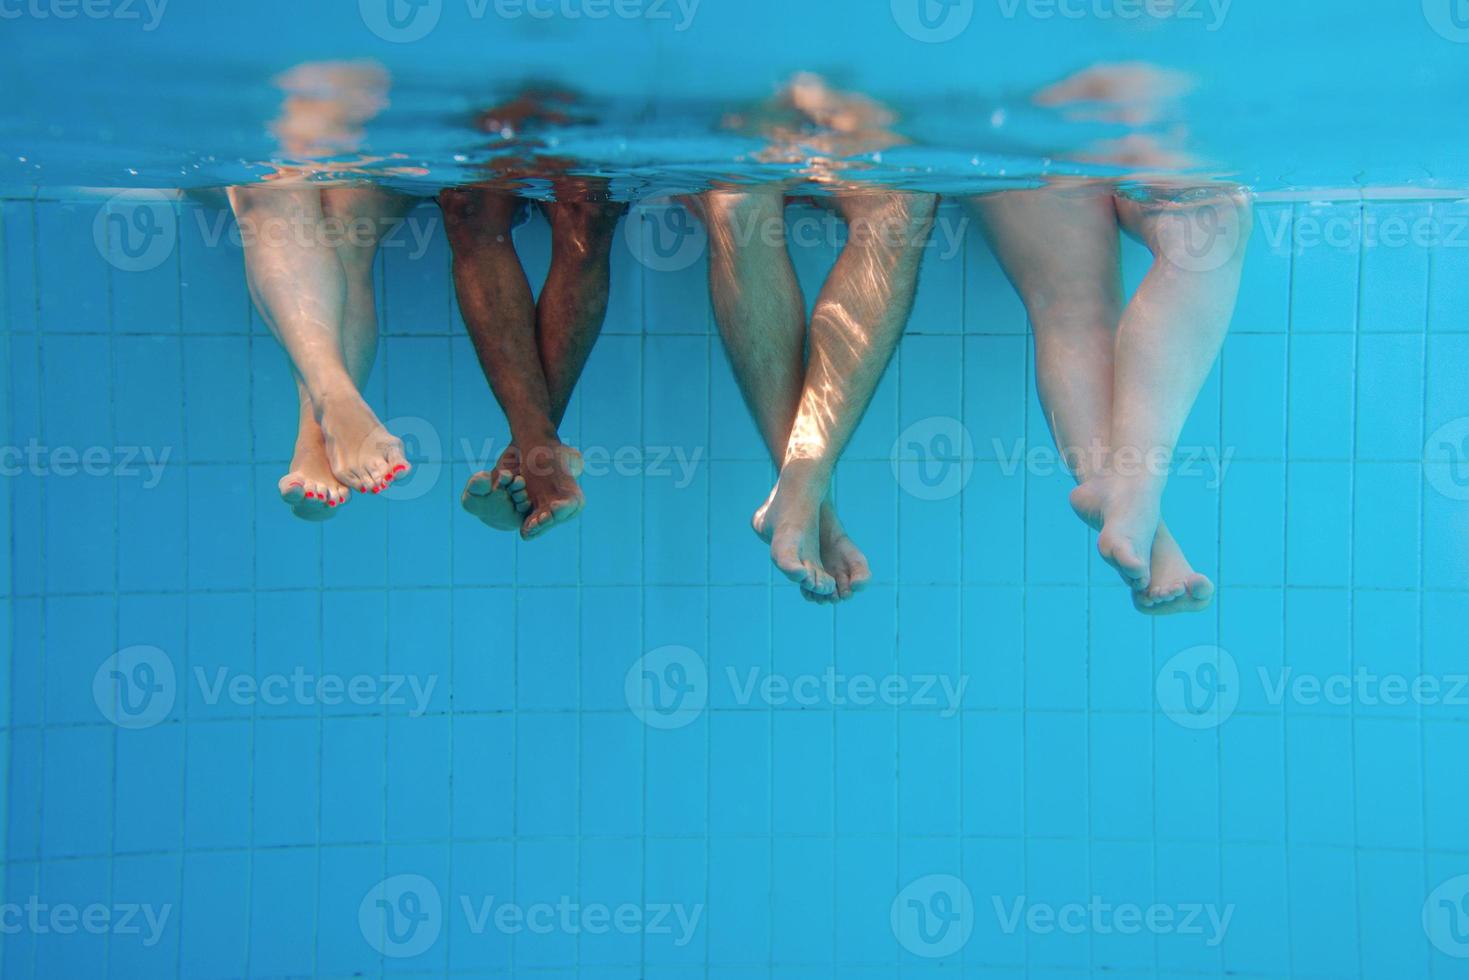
[
  {"x1": 832, "y1": 573, "x2": 852, "y2": 602},
  {"x1": 384, "y1": 442, "x2": 411, "y2": 472},
  {"x1": 807, "y1": 566, "x2": 837, "y2": 597},
  {"x1": 1186, "y1": 575, "x2": 1216, "y2": 602},
  {"x1": 279, "y1": 477, "x2": 307, "y2": 506},
  {"x1": 364, "y1": 458, "x2": 393, "y2": 494},
  {"x1": 465, "y1": 471, "x2": 495, "y2": 497}
]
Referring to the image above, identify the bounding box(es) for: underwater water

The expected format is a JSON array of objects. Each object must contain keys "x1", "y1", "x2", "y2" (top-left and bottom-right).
[{"x1": 4, "y1": 1, "x2": 1469, "y2": 978}]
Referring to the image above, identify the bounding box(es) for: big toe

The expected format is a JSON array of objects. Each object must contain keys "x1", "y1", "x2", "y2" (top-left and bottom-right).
[
  {"x1": 279, "y1": 476, "x2": 308, "y2": 507},
  {"x1": 1185, "y1": 574, "x2": 1216, "y2": 602}
]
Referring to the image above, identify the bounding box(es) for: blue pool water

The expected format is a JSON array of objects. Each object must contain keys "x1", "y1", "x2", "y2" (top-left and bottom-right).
[{"x1": 6, "y1": 2, "x2": 1469, "y2": 978}]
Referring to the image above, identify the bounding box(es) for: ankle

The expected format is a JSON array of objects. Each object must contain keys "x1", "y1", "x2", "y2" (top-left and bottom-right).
[{"x1": 775, "y1": 460, "x2": 831, "y2": 508}]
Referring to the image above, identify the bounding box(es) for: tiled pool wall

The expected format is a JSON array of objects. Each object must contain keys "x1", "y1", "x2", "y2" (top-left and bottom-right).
[{"x1": 1, "y1": 192, "x2": 1469, "y2": 977}]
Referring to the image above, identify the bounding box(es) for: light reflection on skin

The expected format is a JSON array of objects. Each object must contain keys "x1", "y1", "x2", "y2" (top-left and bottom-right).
[
  {"x1": 966, "y1": 62, "x2": 1251, "y2": 617},
  {"x1": 690, "y1": 76, "x2": 937, "y2": 602}
]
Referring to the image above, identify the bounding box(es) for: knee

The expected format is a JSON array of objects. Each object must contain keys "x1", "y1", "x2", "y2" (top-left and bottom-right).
[
  {"x1": 699, "y1": 190, "x2": 784, "y2": 252},
  {"x1": 439, "y1": 188, "x2": 520, "y2": 248},
  {"x1": 1134, "y1": 188, "x2": 1253, "y2": 273},
  {"x1": 839, "y1": 192, "x2": 939, "y2": 254},
  {"x1": 548, "y1": 201, "x2": 625, "y2": 263}
]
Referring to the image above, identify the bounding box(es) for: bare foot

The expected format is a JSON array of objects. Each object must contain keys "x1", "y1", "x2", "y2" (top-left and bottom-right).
[
  {"x1": 317, "y1": 390, "x2": 410, "y2": 495},
  {"x1": 1069, "y1": 475, "x2": 1163, "y2": 592},
  {"x1": 461, "y1": 446, "x2": 531, "y2": 531},
  {"x1": 815, "y1": 503, "x2": 870, "y2": 603},
  {"x1": 278, "y1": 422, "x2": 350, "y2": 522},
  {"x1": 1135, "y1": 523, "x2": 1215, "y2": 615},
  {"x1": 752, "y1": 459, "x2": 836, "y2": 598},
  {"x1": 519, "y1": 441, "x2": 585, "y2": 541}
]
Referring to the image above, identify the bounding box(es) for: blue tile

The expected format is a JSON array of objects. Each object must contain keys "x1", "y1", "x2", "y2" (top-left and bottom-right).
[
  {"x1": 321, "y1": 715, "x2": 387, "y2": 844},
  {"x1": 513, "y1": 838, "x2": 578, "y2": 968},
  {"x1": 898, "y1": 712, "x2": 960, "y2": 836},
  {"x1": 1232, "y1": 203, "x2": 1292, "y2": 333},
  {"x1": 179, "y1": 852, "x2": 251, "y2": 980},
  {"x1": 451, "y1": 587, "x2": 515, "y2": 712},
  {"x1": 1287, "y1": 845, "x2": 1359, "y2": 978},
  {"x1": 1285, "y1": 462, "x2": 1351, "y2": 587},
  {"x1": 447, "y1": 841, "x2": 513, "y2": 972},
  {"x1": 108, "y1": 853, "x2": 182, "y2": 980},
  {"x1": 1220, "y1": 842, "x2": 1289, "y2": 973},
  {"x1": 771, "y1": 836, "x2": 833, "y2": 965},
  {"x1": 907, "y1": 207, "x2": 965, "y2": 335},
  {"x1": 1220, "y1": 714, "x2": 1287, "y2": 842},
  {"x1": 1221, "y1": 333, "x2": 1287, "y2": 459},
  {"x1": 1220, "y1": 460, "x2": 1286, "y2": 586},
  {"x1": 186, "y1": 465, "x2": 254, "y2": 589},
  {"x1": 179, "y1": 203, "x2": 249, "y2": 333},
  {"x1": 33, "y1": 857, "x2": 109, "y2": 978},
  {"x1": 963, "y1": 228, "x2": 1027, "y2": 334},
  {"x1": 836, "y1": 711, "x2": 894, "y2": 836},
  {"x1": 382, "y1": 204, "x2": 452, "y2": 335},
  {"x1": 1290, "y1": 202, "x2": 1360, "y2": 333},
  {"x1": 184, "y1": 720, "x2": 251, "y2": 849},
  {"x1": 248, "y1": 847, "x2": 319, "y2": 976},
  {"x1": 2, "y1": 201, "x2": 38, "y2": 333},
  {"x1": 1424, "y1": 719, "x2": 1469, "y2": 851},
  {"x1": 388, "y1": 589, "x2": 451, "y2": 715},
  {"x1": 387, "y1": 714, "x2": 452, "y2": 841},
  {"x1": 515, "y1": 713, "x2": 578, "y2": 837},
  {"x1": 581, "y1": 711, "x2": 643, "y2": 835},
  {"x1": 1358, "y1": 848, "x2": 1431, "y2": 979},
  {"x1": 1360, "y1": 202, "x2": 1430, "y2": 333},
  {"x1": 1429, "y1": 200, "x2": 1469, "y2": 331},
  {"x1": 579, "y1": 837, "x2": 643, "y2": 968},
  {"x1": 960, "y1": 587, "x2": 1024, "y2": 711},
  {"x1": 1287, "y1": 333, "x2": 1354, "y2": 460},
  {"x1": 708, "y1": 836, "x2": 771, "y2": 966},
  {"x1": 1154, "y1": 719, "x2": 1220, "y2": 842},
  {"x1": 1284, "y1": 589, "x2": 1351, "y2": 718},
  {"x1": 1285, "y1": 716, "x2": 1355, "y2": 846},
  {"x1": 1353, "y1": 462, "x2": 1420, "y2": 588},
  {"x1": 772, "y1": 712, "x2": 833, "y2": 835},
  {"x1": 1354, "y1": 718, "x2": 1423, "y2": 850},
  {"x1": 1088, "y1": 712, "x2": 1151, "y2": 839},
  {"x1": 1025, "y1": 587, "x2": 1086, "y2": 711},
  {"x1": 645, "y1": 838, "x2": 707, "y2": 965},
  {"x1": 1025, "y1": 712, "x2": 1086, "y2": 838},
  {"x1": 317, "y1": 844, "x2": 392, "y2": 976},
  {"x1": 35, "y1": 201, "x2": 109, "y2": 333},
  {"x1": 40, "y1": 725, "x2": 111, "y2": 858},
  {"x1": 1356, "y1": 333, "x2": 1424, "y2": 459},
  {"x1": 253, "y1": 717, "x2": 319, "y2": 847},
  {"x1": 115, "y1": 724, "x2": 183, "y2": 854}
]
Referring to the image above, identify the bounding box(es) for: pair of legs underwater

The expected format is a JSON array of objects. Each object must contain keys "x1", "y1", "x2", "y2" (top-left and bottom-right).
[
  {"x1": 966, "y1": 182, "x2": 1251, "y2": 614},
  {"x1": 229, "y1": 183, "x2": 414, "y2": 520},
  {"x1": 690, "y1": 186, "x2": 938, "y2": 602},
  {"x1": 439, "y1": 183, "x2": 624, "y2": 539}
]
